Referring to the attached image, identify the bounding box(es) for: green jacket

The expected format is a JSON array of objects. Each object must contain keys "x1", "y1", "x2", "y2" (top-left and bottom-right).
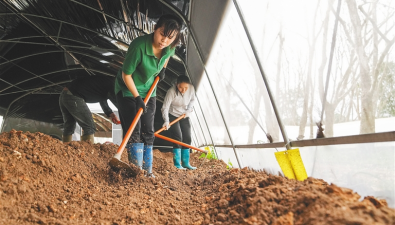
[{"x1": 115, "y1": 33, "x2": 175, "y2": 98}]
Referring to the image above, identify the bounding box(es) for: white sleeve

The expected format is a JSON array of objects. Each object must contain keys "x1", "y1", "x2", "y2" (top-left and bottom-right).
[{"x1": 161, "y1": 87, "x2": 176, "y2": 122}]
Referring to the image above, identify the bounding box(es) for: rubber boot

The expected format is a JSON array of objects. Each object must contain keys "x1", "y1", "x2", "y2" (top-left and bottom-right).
[
  {"x1": 126, "y1": 143, "x2": 132, "y2": 163},
  {"x1": 62, "y1": 135, "x2": 72, "y2": 143},
  {"x1": 128, "y1": 143, "x2": 144, "y2": 169},
  {"x1": 172, "y1": 148, "x2": 186, "y2": 170},
  {"x1": 143, "y1": 145, "x2": 155, "y2": 178},
  {"x1": 181, "y1": 148, "x2": 196, "y2": 170},
  {"x1": 80, "y1": 134, "x2": 94, "y2": 143}
]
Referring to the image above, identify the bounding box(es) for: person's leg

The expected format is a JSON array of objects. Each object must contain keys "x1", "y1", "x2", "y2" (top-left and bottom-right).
[
  {"x1": 179, "y1": 117, "x2": 192, "y2": 145},
  {"x1": 62, "y1": 92, "x2": 96, "y2": 143},
  {"x1": 116, "y1": 92, "x2": 143, "y2": 167},
  {"x1": 168, "y1": 115, "x2": 182, "y2": 149},
  {"x1": 59, "y1": 91, "x2": 76, "y2": 142},
  {"x1": 116, "y1": 92, "x2": 141, "y2": 143},
  {"x1": 167, "y1": 115, "x2": 185, "y2": 169},
  {"x1": 180, "y1": 118, "x2": 196, "y2": 170},
  {"x1": 140, "y1": 98, "x2": 156, "y2": 176}
]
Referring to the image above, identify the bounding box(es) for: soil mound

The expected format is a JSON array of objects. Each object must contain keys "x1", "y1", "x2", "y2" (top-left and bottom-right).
[{"x1": 0, "y1": 130, "x2": 394, "y2": 225}]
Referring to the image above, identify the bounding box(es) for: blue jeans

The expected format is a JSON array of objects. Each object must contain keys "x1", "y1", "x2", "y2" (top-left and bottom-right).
[{"x1": 59, "y1": 89, "x2": 96, "y2": 136}]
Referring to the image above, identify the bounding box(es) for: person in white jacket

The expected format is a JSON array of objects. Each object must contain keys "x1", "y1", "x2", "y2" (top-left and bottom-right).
[{"x1": 161, "y1": 75, "x2": 196, "y2": 170}]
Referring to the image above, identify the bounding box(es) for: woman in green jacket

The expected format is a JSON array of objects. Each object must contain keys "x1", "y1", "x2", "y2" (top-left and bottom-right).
[{"x1": 115, "y1": 15, "x2": 182, "y2": 177}]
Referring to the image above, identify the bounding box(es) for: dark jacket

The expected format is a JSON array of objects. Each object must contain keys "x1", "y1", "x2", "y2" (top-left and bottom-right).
[{"x1": 67, "y1": 76, "x2": 118, "y2": 116}]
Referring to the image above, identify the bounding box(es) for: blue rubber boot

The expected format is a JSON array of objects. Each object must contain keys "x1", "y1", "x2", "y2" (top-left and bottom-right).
[
  {"x1": 127, "y1": 143, "x2": 143, "y2": 169},
  {"x1": 172, "y1": 148, "x2": 186, "y2": 170},
  {"x1": 181, "y1": 148, "x2": 196, "y2": 170},
  {"x1": 126, "y1": 143, "x2": 132, "y2": 162},
  {"x1": 143, "y1": 145, "x2": 155, "y2": 177}
]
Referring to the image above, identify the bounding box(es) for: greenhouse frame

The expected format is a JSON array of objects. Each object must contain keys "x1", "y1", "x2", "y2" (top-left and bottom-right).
[{"x1": 0, "y1": 0, "x2": 394, "y2": 210}]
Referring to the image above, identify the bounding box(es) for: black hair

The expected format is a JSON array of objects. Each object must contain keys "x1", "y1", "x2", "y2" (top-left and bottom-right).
[
  {"x1": 175, "y1": 75, "x2": 192, "y2": 95},
  {"x1": 154, "y1": 14, "x2": 182, "y2": 48},
  {"x1": 176, "y1": 75, "x2": 191, "y2": 85}
]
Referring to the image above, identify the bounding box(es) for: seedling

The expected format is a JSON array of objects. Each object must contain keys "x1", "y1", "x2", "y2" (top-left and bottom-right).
[
  {"x1": 199, "y1": 146, "x2": 217, "y2": 160},
  {"x1": 226, "y1": 159, "x2": 233, "y2": 170}
]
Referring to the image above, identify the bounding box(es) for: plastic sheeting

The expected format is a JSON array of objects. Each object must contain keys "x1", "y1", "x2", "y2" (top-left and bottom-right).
[
  {"x1": 234, "y1": 0, "x2": 395, "y2": 138},
  {"x1": 303, "y1": 142, "x2": 395, "y2": 208},
  {"x1": 203, "y1": 3, "x2": 282, "y2": 144},
  {"x1": 215, "y1": 142, "x2": 395, "y2": 208}
]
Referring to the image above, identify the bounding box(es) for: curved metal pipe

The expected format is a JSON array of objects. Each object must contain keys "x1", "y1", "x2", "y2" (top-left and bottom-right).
[
  {"x1": 159, "y1": 0, "x2": 242, "y2": 168},
  {"x1": 0, "y1": 68, "x2": 116, "y2": 96},
  {"x1": 0, "y1": 80, "x2": 72, "y2": 132},
  {"x1": 232, "y1": 0, "x2": 291, "y2": 149},
  {"x1": 2, "y1": 3, "x2": 93, "y2": 77},
  {"x1": 0, "y1": 68, "x2": 84, "y2": 94},
  {"x1": 0, "y1": 36, "x2": 125, "y2": 52},
  {"x1": 0, "y1": 55, "x2": 61, "y2": 89}
]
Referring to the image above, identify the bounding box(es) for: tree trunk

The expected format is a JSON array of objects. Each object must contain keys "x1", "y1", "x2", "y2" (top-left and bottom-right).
[
  {"x1": 298, "y1": 84, "x2": 310, "y2": 139},
  {"x1": 345, "y1": 0, "x2": 375, "y2": 134},
  {"x1": 360, "y1": 92, "x2": 375, "y2": 133},
  {"x1": 324, "y1": 103, "x2": 335, "y2": 137},
  {"x1": 247, "y1": 93, "x2": 262, "y2": 144}
]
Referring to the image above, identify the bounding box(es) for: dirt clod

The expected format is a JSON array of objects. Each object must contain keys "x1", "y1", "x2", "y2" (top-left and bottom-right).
[{"x1": 0, "y1": 130, "x2": 394, "y2": 225}]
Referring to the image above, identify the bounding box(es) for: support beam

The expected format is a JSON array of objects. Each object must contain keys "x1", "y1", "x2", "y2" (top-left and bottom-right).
[
  {"x1": 211, "y1": 131, "x2": 395, "y2": 149},
  {"x1": 159, "y1": 0, "x2": 237, "y2": 165},
  {"x1": 233, "y1": 0, "x2": 290, "y2": 150},
  {"x1": 0, "y1": 68, "x2": 84, "y2": 94},
  {"x1": 1, "y1": 4, "x2": 93, "y2": 77},
  {"x1": 0, "y1": 55, "x2": 60, "y2": 89},
  {"x1": 0, "y1": 80, "x2": 72, "y2": 132}
]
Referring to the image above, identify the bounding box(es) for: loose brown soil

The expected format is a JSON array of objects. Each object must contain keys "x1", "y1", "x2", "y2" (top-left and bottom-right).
[{"x1": 0, "y1": 130, "x2": 394, "y2": 225}]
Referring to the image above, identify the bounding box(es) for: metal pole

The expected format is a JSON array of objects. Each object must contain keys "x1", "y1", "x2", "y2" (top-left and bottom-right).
[
  {"x1": 160, "y1": 0, "x2": 241, "y2": 166},
  {"x1": 193, "y1": 108, "x2": 209, "y2": 146},
  {"x1": 1, "y1": 4, "x2": 93, "y2": 76},
  {"x1": 174, "y1": 53, "x2": 218, "y2": 158},
  {"x1": 1, "y1": 92, "x2": 32, "y2": 132},
  {"x1": 190, "y1": 122, "x2": 201, "y2": 147},
  {"x1": 233, "y1": 0, "x2": 291, "y2": 149},
  {"x1": 0, "y1": 78, "x2": 70, "y2": 132},
  {"x1": 0, "y1": 80, "x2": 72, "y2": 96},
  {"x1": 0, "y1": 67, "x2": 84, "y2": 94},
  {"x1": 184, "y1": 73, "x2": 218, "y2": 156},
  {"x1": 225, "y1": 79, "x2": 268, "y2": 135}
]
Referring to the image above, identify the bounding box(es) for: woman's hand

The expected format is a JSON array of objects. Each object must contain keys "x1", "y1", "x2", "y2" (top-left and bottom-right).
[
  {"x1": 135, "y1": 96, "x2": 147, "y2": 114},
  {"x1": 163, "y1": 121, "x2": 170, "y2": 130},
  {"x1": 185, "y1": 110, "x2": 193, "y2": 118},
  {"x1": 109, "y1": 113, "x2": 121, "y2": 124},
  {"x1": 157, "y1": 68, "x2": 166, "y2": 82}
]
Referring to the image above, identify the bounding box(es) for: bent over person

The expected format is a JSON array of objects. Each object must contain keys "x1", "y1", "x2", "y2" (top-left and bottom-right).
[
  {"x1": 161, "y1": 75, "x2": 196, "y2": 170},
  {"x1": 115, "y1": 14, "x2": 182, "y2": 177},
  {"x1": 59, "y1": 75, "x2": 120, "y2": 143}
]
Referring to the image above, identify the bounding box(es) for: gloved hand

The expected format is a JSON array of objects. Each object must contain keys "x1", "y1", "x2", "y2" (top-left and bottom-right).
[
  {"x1": 157, "y1": 68, "x2": 166, "y2": 82},
  {"x1": 109, "y1": 113, "x2": 121, "y2": 124},
  {"x1": 185, "y1": 110, "x2": 192, "y2": 118},
  {"x1": 163, "y1": 121, "x2": 170, "y2": 130},
  {"x1": 135, "y1": 96, "x2": 147, "y2": 114}
]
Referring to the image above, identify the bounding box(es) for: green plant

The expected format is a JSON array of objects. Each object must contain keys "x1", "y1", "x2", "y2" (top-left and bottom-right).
[
  {"x1": 199, "y1": 145, "x2": 217, "y2": 160},
  {"x1": 226, "y1": 159, "x2": 233, "y2": 170}
]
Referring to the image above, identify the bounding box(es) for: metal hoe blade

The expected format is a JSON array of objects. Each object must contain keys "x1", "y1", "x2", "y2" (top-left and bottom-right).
[{"x1": 109, "y1": 157, "x2": 140, "y2": 177}]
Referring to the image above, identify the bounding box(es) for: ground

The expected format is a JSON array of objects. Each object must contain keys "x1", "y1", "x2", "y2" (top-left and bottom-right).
[{"x1": 0, "y1": 130, "x2": 394, "y2": 225}]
